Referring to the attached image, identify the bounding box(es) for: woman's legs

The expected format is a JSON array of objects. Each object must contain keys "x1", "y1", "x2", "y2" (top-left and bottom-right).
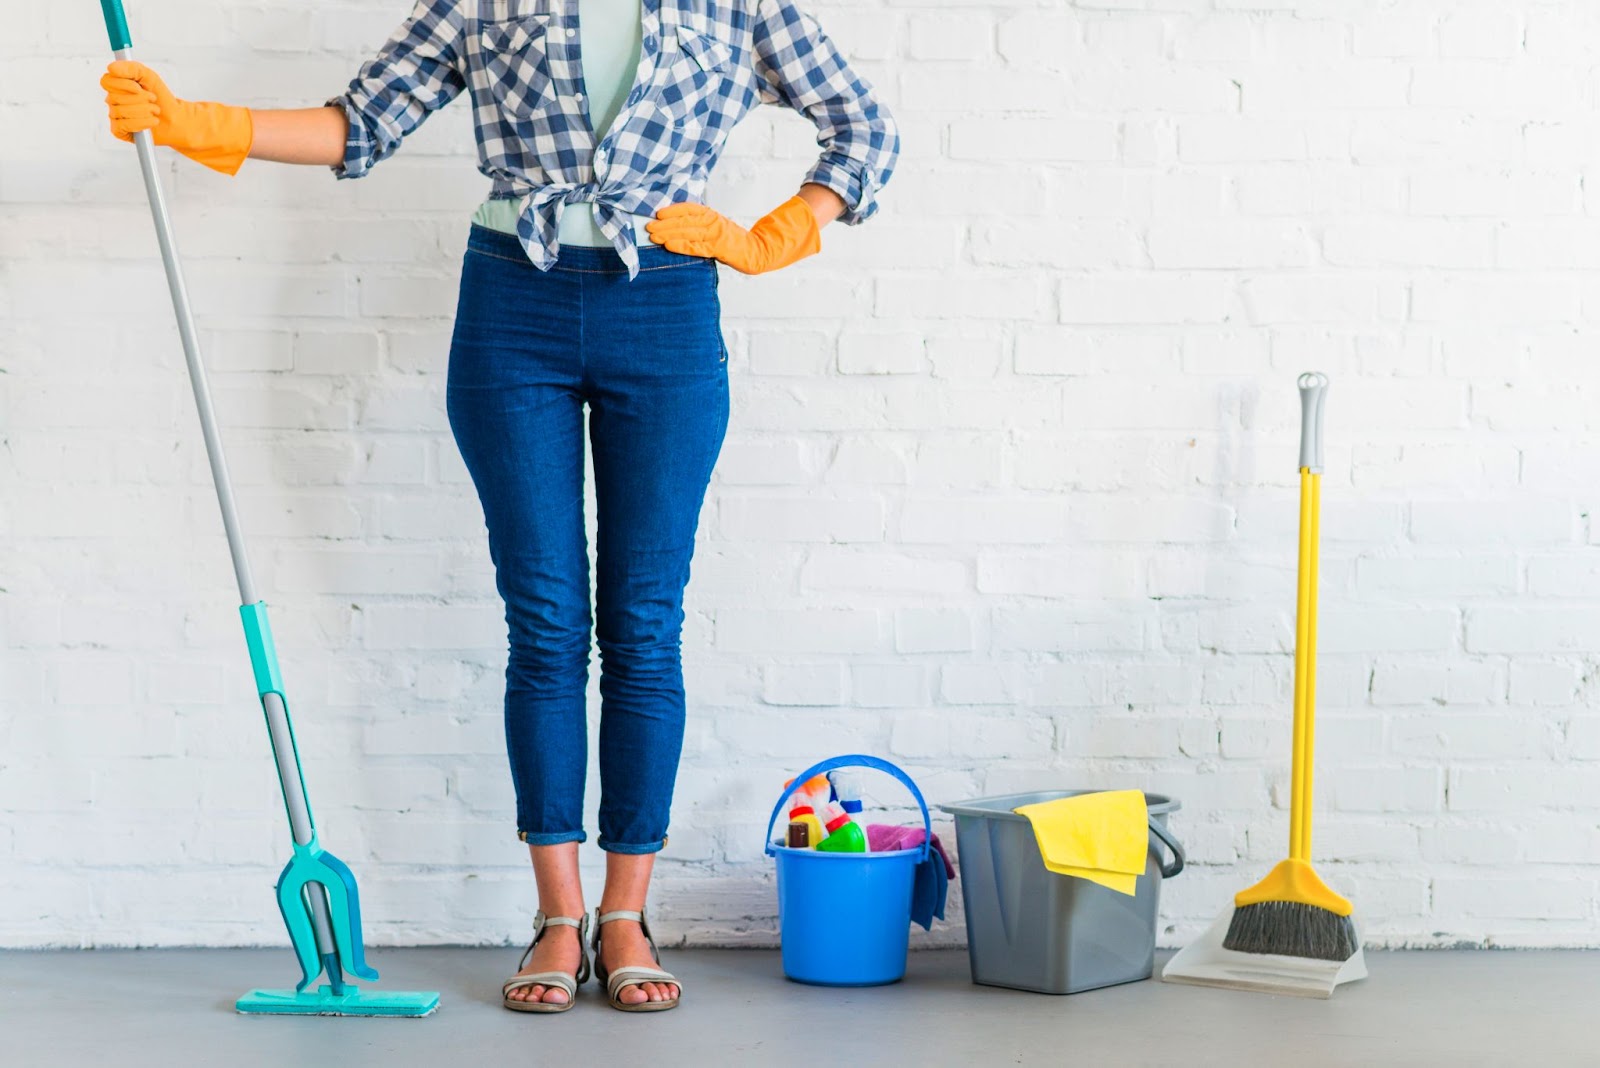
[
  {"x1": 448, "y1": 235, "x2": 593, "y2": 1004},
  {"x1": 599, "y1": 852, "x2": 674, "y2": 1004},
  {"x1": 586, "y1": 254, "x2": 728, "y2": 1003},
  {"x1": 450, "y1": 233, "x2": 725, "y2": 1006},
  {"x1": 447, "y1": 237, "x2": 593, "y2": 848},
  {"x1": 507, "y1": 843, "x2": 586, "y2": 1004},
  {"x1": 586, "y1": 256, "x2": 728, "y2": 854}
]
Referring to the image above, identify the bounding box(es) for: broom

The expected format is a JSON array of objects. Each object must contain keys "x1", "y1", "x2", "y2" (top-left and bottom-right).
[{"x1": 1222, "y1": 372, "x2": 1358, "y2": 963}]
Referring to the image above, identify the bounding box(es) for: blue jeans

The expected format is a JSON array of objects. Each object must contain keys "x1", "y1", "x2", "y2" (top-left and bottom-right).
[{"x1": 446, "y1": 225, "x2": 729, "y2": 854}]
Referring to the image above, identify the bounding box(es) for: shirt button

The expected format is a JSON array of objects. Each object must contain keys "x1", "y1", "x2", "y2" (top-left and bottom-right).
[
  {"x1": 574, "y1": 92, "x2": 584, "y2": 101},
  {"x1": 566, "y1": 27, "x2": 576, "y2": 37}
]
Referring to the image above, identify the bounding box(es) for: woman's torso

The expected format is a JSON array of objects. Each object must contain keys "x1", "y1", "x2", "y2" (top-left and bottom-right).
[
  {"x1": 464, "y1": 0, "x2": 764, "y2": 263},
  {"x1": 472, "y1": 0, "x2": 648, "y2": 247}
]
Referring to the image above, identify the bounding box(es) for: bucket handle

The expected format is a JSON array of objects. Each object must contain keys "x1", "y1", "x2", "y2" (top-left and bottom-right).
[
  {"x1": 764, "y1": 755, "x2": 932, "y2": 861},
  {"x1": 1148, "y1": 816, "x2": 1185, "y2": 879}
]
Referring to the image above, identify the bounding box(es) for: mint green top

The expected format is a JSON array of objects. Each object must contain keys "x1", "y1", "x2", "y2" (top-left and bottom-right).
[{"x1": 472, "y1": 0, "x2": 647, "y2": 248}]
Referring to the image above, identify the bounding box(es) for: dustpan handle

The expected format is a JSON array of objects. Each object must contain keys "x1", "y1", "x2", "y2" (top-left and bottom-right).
[
  {"x1": 764, "y1": 755, "x2": 931, "y2": 860},
  {"x1": 1148, "y1": 817, "x2": 1185, "y2": 879}
]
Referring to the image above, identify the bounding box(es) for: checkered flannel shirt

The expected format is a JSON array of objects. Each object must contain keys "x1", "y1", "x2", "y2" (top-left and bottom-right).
[{"x1": 330, "y1": 0, "x2": 900, "y2": 278}]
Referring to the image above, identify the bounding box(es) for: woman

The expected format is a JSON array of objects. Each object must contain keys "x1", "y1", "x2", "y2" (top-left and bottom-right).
[{"x1": 101, "y1": 0, "x2": 896, "y2": 1014}]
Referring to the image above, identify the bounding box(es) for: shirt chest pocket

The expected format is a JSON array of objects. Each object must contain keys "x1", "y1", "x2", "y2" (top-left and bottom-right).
[
  {"x1": 649, "y1": 24, "x2": 733, "y2": 132},
  {"x1": 480, "y1": 15, "x2": 557, "y2": 119}
]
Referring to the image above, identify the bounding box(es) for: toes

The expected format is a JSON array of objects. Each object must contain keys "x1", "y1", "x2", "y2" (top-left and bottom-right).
[
  {"x1": 542, "y1": 987, "x2": 569, "y2": 1005},
  {"x1": 620, "y1": 984, "x2": 648, "y2": 1005}
]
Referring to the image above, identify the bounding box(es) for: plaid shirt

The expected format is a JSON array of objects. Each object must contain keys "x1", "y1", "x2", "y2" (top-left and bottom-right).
[{"x1": 331, "y1": 0, "x2": 899, "y2": 278}]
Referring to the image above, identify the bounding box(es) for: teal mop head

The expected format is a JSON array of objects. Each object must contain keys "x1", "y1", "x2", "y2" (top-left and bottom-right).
[{"x1": 235, "y1": 838, "x2": 439, "y2": 1017}]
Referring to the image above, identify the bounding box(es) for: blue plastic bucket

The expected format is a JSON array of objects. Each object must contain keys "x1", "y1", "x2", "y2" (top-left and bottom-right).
[{"x1": 765, "y1": 755, "x2": 932, "y2": 986}]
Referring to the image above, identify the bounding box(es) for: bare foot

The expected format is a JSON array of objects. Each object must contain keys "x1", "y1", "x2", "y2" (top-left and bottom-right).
[
  {"x1": 506, "y1": 921, "x2": 584, "y2": 1005},
  {"x1": 598, "y1": 918, "x2": 679, "y2": 1005}
]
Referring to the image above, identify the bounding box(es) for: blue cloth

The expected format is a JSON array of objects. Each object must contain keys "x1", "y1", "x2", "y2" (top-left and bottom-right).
[
  {"x1": 446, "y1": 224, "x2": 728, "y2": 853},
  {"x1": 867, "y1": 825, "x2": 954, "y2": 931},
  {"x1": 912, "y1": 850, "x2": 949, "y2": 932},
  {"x1": 330, "y1": 0, "x2": 900, "y2": 278}
]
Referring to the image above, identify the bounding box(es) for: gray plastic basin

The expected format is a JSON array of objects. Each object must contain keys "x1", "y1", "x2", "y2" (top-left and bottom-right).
[{"x1": 938, "y1": 790, "x2": 1184, "y2": 995}]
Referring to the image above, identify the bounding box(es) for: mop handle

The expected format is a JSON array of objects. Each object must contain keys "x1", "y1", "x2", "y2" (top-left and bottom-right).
[
  {"x1": 1289, "y1": 373, "x2": 1327, "y2": 862},
  {"x1": 100, "y1": 3, "x2": 323, "y2": 843},
  {"x1": 102, "y1": 0, "x2": 346, "y2": 971},
  {"x1": 99, "y1": 20, "x2": 259, "y2": 604}
]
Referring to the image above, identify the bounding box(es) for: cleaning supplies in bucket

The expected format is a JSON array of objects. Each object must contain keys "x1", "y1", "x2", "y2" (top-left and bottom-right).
[
  {"x1": 815, "y1": 801, "x2": 868, "y2": 854},
  {"x1": 1013, "y1": 789, "x2": 1151, "y2": 896},
  {"x1": 766, "y1": 755, "x2": 938, "y2": 986},
  {"x1": 782, "y1": 775, "x2": 831, "y2": 849}
]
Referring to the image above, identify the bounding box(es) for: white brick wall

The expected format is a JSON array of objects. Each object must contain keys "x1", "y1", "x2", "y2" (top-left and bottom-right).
[{"x1": 6, "y1": 0, "x2": 1600, "y2": 952}]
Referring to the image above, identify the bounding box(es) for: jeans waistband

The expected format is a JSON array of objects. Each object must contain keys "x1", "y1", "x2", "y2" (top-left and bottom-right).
[{"x1": 466, "y1": 223, "x2": 710, "y2": 274}]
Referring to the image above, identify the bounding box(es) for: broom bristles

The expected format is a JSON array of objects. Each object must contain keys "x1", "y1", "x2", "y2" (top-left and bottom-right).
[{"x1": 1223, "y1": 900, "x2": 1359, "y2": 962}]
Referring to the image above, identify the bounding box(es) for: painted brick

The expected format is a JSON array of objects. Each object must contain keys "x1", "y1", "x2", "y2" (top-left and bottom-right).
[{"x1": 13, "y1": 0, "x2": 1600, "y2": 955}]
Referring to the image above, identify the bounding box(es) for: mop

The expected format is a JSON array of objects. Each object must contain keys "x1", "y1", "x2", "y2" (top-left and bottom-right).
[
  {"x1": 98, "y1": 0, "x2": 439, "y2": 1017},
  {"x1": 1162, "y1": 373, "x2": 1367, "y2": 999}
]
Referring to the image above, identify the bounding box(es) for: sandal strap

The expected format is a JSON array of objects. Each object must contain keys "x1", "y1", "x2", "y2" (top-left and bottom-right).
[
  {"x1": 591, "y1": 906, "x2": 662, "y2": 967},
  {"x1": 595, "y1": 909, "x2": 644, "y2": 926},
  {"x1": 605, "y1": 965, "x2": 681, "y2": 1000},
  {"x1": 516, "y1": 911, "x2": 592, "y2": 982},
  {"x1": 503, "y1": 970, "x2": 579, "y2": 1000}
]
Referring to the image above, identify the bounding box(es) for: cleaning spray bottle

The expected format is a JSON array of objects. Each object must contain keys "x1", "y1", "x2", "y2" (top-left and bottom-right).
[
  {"x1": 828, "y1": 769, "x2": 870, "y2": 852},
  {"x1": 782, "y1": 775, "x2": 829, "y2": 849},
  {"x1": 815, "y1": 800, "x2": 868, "y2": 853}
]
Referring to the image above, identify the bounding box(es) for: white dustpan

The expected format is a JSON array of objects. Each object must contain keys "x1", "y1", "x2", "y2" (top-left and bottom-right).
[{"x1": 1161, "y1": 911, "x2": 1367, "y2": 999}]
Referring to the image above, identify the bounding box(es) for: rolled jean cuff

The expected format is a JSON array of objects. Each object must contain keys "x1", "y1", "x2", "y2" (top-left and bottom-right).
[
  {"x1": 518, "y1": 829, "x2": 587, "y2": 846},
  {"x1": 598, "y1": 836, "x2": 667, "y2": 855}
]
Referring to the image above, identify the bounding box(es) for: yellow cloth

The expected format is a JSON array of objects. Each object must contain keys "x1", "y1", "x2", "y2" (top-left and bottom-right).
[{"x1": 1014, "y1": 790, "x2": 1149, "y2": 897}]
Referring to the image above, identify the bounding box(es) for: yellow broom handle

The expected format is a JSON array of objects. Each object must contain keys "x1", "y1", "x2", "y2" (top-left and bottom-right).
[
  {"x1": 1298, "y1": 472, "x2": 1321, "y2": 859},
  {"x1": 1290, "y1": 469, "x2": 1312, "y2": 860},
  {"x1": 1290, "y1": 372, "x2": 1328, "y2": 862}
]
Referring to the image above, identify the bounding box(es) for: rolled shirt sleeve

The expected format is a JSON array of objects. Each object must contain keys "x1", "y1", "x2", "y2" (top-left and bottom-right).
[
  {"x1": 751, "y1": 0, "x2": 900, "y2": 225},
  {"x1": 328, "y1": 0, "x2": 467, "y2": 179}
]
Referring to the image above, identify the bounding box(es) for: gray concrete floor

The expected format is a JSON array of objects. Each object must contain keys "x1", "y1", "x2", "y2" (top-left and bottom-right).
[{"x1": 3, "y1": 947, "x2": 1596, "y2": 1067}]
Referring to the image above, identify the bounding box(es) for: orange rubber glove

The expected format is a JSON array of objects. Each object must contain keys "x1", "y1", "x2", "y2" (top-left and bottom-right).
[
  {"x1": 100, "y1": 61, "x2": 253, "y2": 176},
  {"x1": 646, "y1": 195, "x2": 821, "y2": 275}
]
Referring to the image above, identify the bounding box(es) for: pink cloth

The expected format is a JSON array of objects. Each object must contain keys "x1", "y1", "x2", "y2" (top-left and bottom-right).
[{"x1": 866, "y1": 824, "x2": 955, "y2": 878}]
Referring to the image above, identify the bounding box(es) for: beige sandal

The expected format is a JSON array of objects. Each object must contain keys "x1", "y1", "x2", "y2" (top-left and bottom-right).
[
  {"x1": 502, "y1": 911, "x2": 591, "y2": 1013},
  {"x1": 591, "y1": 908, "x2": 682, "y2": 1013}
]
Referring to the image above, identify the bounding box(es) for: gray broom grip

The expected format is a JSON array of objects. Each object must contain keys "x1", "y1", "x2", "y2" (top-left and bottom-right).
[{"x1": 1297, "y1": 372, "x2": 1328, "y2": 473}]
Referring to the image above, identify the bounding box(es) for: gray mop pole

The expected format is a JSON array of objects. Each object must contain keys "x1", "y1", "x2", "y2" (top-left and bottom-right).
[{"x1": 102, "y1": 12, "x2": 344, "y2": 979}]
